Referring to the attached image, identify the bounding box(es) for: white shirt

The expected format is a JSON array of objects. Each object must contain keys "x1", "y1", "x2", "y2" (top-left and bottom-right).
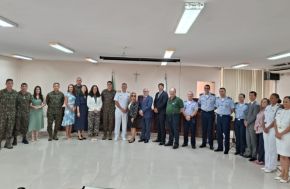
[
  {"x1": 87, "y1": 96, "x2": 102, "y2": 112},
  {"x1": 264, "y1": 104, "x2": 280, "y2": 128},
  {"x1": 275, "y1": 109, "x2": 290, "y2": 133},
  {"x1": 114, "y1": 91, "x2": 130, "y2": 111}
]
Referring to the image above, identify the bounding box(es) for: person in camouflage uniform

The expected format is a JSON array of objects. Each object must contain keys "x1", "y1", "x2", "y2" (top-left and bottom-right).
[
  {"x1": 12, "y1": 83, "x2": 33, "y2": 145},
  {"x1": 101, "y1": 81, "x2": 116, "y2": 140},
  {"x1": 0, "y1": 79, "x2": 18, "y2": 149},
  {"x1": 46, "y1": 82, "x2": 64, "y2": 141}
]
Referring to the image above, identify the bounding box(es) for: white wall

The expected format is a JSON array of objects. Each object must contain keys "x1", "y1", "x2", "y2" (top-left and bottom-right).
[
  {"x1": 277, "y1": 73, "x2": 290, "y2": 98},
  {"x1": 0, "y1": 56, "x2": 20, "y2": 88},
  {"x1": 17, "y1": 60, "x2": 221, "y2": 100}
]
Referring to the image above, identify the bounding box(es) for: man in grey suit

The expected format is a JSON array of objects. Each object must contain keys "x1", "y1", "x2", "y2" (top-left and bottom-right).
[{"x1": 244, "y1": 91, "x2": 260, "y2": 161}]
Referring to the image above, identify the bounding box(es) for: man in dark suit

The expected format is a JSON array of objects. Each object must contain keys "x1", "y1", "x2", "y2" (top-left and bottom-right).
[
  {"x1": 138, "y1": 88, "x2": 153, "y2": 143},
  {"x1": 153, "y1": 83, "x2": 168, "y2": 145}
]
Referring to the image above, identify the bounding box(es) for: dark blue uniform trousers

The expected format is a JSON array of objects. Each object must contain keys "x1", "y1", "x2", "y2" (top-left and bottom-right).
[
  {"x1": 201, "y1": 111, "x2": 214, "y2": 147},
  {"x1": 183, "y1": 118, "x2": 196, "y2": 146},
  {"x1": 217, "y1": 114, "x2": 231, "y2": 152},
  {"x1": 234, "y1": 118, "x2": 246, "y2": 154}
]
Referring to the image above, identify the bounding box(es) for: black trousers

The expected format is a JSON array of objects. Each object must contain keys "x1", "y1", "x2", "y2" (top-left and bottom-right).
[
  {"x1": 257, "y1": 133, "x2": 265, "y2": 162},
  {"x1": 156, "y1": 113, "x2": 166, "y2": 143}
]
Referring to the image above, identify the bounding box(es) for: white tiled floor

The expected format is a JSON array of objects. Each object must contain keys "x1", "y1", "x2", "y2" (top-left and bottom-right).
[{"x1": 0, "y1": 135, "x2": 289, "y2": 189}]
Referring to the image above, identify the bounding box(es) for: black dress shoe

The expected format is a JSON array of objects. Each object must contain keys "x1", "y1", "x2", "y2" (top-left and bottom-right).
[
  {"x1": 214, "y1": 149, "x2": 223, "y2": 152},
  {"x1": 128, "y1": 138, "x2": 135, "y2": 143},
  {"x1": 234, "y1": 152, "x2": 240, "y2": 155},
  {"x1": 199, "y1": 144, "x2": 206, "y2": 148},
  {"x1": 173, "y1": 144, "x2": 179, "y2": 149},
  {"x1": 182, "y1": 144, "x2": 188, "y2": 147},
  {"x1": 243, "y1": 154, "x2": 251, "y2": 158},
  {"x1": 53, "y1": 137, "x2": 59, "y2": 140},
  {"x1": 159, "y1": 142, "x2": 164, "y2": 145},
  {"x1": 210, "y1": 146, "x2": 214, "y2": 150},
  {"x1": 153, "y1": 139, "x2": 160, "y2": 143},
  {"x1": 249, "y1": 157, "x2": 257, "y2": 161},
  {"x1": 224, "y1": 151, "x2": 229, "y2": 154},
  {"x1": 138, "y1": 139, "x2": 145, "y2": 142},
  {"x1": 48, "y1": 138, "x2": 52, "y2": 141},
  {"x1": 164, "y1": 142, "x2": 173, "y2": 146},
  {"x1": 192, "y1": 145, "x2": 196, "y2": 149},
  {"x1": 144, "y1": 140, "x2": 149, "y2": 143}
]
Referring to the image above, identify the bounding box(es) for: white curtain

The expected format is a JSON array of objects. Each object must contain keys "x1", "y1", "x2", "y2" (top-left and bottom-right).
[{"x1": 222, "y1": 69, "x2": 263, "y2": 102}]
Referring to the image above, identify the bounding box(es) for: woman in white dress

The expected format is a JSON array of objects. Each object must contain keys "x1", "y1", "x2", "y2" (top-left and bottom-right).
[
  {"x1": 263, "y1": 93, "x2": 281, "y2": 173},
  {"x1": 274, "y1": 96, "x2": 290, "y2": 183}
]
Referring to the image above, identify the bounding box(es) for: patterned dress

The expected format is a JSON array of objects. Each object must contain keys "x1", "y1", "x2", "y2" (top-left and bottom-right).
[{"x1": 62, "y1": 92, "x2": 76, "y2": 126}]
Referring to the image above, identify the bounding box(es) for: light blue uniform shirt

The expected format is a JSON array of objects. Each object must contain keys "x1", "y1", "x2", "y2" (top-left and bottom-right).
[
  {"x1": 198, "y1": 93, "x2": 216, "y2": 112},
  {"x1": 215, "y1": 96, "x2": 234, "y2": 115},
  {"x1": 234, "y1": 103, "x2": 248, "y2": 120},
  {"x1": 184, "y1": 100, "x2": 198, "y2": 116}
]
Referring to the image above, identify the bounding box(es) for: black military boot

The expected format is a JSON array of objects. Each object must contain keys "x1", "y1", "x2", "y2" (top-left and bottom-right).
[
  {"x1": 22, "y1": 136, "x2": 29, "y2": 144},
  {"x1": 12, "y1": 136, "x2": 17, "y2": 146}
]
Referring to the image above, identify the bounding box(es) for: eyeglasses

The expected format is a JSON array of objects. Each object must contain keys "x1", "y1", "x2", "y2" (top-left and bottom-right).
[{"x1": 131, "y1": 95, "x2": 136, "y2": 97}]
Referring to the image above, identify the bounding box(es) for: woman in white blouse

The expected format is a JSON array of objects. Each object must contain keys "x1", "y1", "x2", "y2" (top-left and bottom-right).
[
  {"x1": 263, "y1": 93, "x2": 281, "y2": 173},
  {"x1": 87, "y1": 85, "x2": 103, "y2": 139},
  {"x1": 274, "y1": 96, "x2": 290, "y2": 183}
]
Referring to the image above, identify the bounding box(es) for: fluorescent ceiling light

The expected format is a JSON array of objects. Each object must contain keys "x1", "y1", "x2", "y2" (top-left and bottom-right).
[
  {"x1": 49, "y1": 42, "x2": 74, "y2": 54},
  {"x1": 85, "y1": 58, "x2": 98, "y2": 63},
  {"x1": 232, "y1": 63, "x2": 249, "y2": 69},
  {"x1": 267, "y1": 52, "x2": 290, "y2": 60},
  {"x1": 0, "y1": 16, "x2": 17, "y2": 27},
  {"x1": 161, "y1": 50, "x2": 175, "y2": 66},
  {"x1": 12, "y1": 54, "x2": 33, "y2": 60},
  {"x1": 175, "y1": 2, "x2": 204, "y2": 34}
]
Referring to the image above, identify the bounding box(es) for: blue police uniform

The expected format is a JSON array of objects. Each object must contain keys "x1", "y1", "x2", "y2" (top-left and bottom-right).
[
  {"x1": 234, "y1": 103, "x2": 248, "y2": 155},
  {"x1": 215, "y1": 96, "x2": 234, "y2": 153},
  {"x1": 183, "y1": 100, "x2": 198, "y2": 147},
  {"x1": 198, "y1": 93, "x2": 216, "y2": 148}
]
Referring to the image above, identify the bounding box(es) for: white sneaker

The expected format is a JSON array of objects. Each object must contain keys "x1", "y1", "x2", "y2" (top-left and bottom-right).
[
  {"x1": 122, "y1": 138, "x2": 127, "y2": 141},
  {"x1": 261, "y1": 167, "x2": 266, "y2": 170},
  {"x1": 264, "y1": 169, "x2": 276, "y2": 173},
  {"x1": 114, "y1": 137, "x2": 118, "y2": 141},
  {"x1": 280, "y1": 178, "x2": 289, "y2": 183},
  {"x1": 274, "y1": 176, "x2": 282, "y2": 180}
]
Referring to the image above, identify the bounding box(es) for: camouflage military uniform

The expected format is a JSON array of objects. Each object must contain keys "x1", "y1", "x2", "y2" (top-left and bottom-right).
[
  {"x1": 46, "y1": 91, "x2": 64, "y2": 140},
  {"x1": 0, "y1": 89, "x2": 18, "y2": 149},
  {"x1": 101, "y1": 89, "x2": 116, "y2": 139},
  {"x1": 13, "y1": 91, "x2": 33, "y2": 144}
]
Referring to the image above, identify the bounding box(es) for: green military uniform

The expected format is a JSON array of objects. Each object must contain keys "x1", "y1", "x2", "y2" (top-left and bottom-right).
[
  {"x1": 0, "y1": 89, "x2": 18, "y2": 149},
  {"x1": 13, "y1": 91, "x2": 33, "y2": 144},
  {"x1": 101, "y1": 89, "x2": 116, "y2": 139},
  {"x1": 46, "y1": 91, "x2": 64, "y2": 140}
]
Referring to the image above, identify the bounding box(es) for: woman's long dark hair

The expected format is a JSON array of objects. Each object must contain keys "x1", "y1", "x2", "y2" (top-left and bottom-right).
[
  {"x1": 88, "y1": 85, "x2": 101, "y2": 97},
  {"x1": 67, "y1": 84, "x2": 76, "y2": 96},
  {"x1": 82, "y1": 85, "x2": 88, "y2": 96},
  {"x1": 33, "y1": 86, "x2": 44, "y2": 102}
]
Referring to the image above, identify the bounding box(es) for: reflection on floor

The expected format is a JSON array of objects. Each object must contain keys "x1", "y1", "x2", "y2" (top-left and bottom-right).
[{"x1": 0, "y1": 135, "x2": 289, "y2": 189}]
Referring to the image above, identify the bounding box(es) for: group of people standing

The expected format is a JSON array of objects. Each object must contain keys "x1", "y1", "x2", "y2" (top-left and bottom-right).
[{"x1": 0, "y1": 77, "x2": 289, "y2": 183}]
